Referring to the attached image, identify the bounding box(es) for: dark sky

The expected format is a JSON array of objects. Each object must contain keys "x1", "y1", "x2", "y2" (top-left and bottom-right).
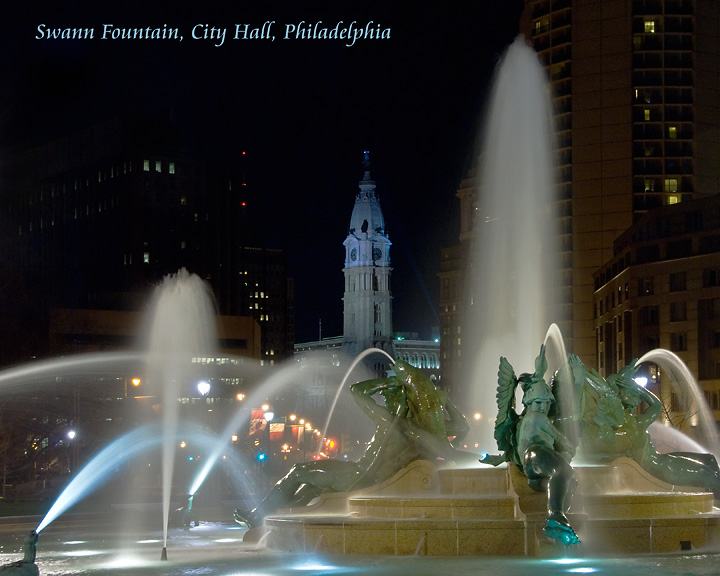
[{"x1": 1, "y1": 1, "x2": 525, "y2": 343}]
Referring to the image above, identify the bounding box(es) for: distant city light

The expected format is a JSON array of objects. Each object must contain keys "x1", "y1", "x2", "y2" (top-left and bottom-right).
[
  {"x1": 197, "y1": 381, "x2": 211, "y2": 396},
  {"x1": 634, "y1": 377, "x2": 648, "y2": 388}
]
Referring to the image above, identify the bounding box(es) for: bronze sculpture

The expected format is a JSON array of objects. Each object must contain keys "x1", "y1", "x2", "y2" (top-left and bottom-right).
[
  {"x1": 482, "y1": 345, "x2": 581, "y2": 546},
  {"x1": 575, "y1": 356, "x2": 720, "y2": 496},
  {"x1": 234, "y1": 360, "x2": 476, "y2": 528}
]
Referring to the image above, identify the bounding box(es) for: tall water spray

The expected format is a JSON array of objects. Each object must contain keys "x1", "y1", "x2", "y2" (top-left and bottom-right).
[
  {"x1": 464, "y1": 36, "x2": 560, "y2": 451},
  {"x1": 142, "y1": 269, "x2": 218, "y2": 553}
]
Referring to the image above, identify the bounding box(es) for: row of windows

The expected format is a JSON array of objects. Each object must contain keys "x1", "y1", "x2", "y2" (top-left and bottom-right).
[
  {"x1": 346, "y1": 272, "x2": 387, "y2": 293},
  {"x1": 638, "y1": 298, "x2": 720, "y2": 326},
  {"x1": 398, "y1": 353, "x2": 440, "y2": 370},
  {"x1": 143, "y1": 159, "x2": 176, "y2": 174},
  {"x1": 21, "y1": 159, "x2": 180, "y2": 219},
  {"x1": 597, "y1": 269, "x2": 720, "y2": 319}
]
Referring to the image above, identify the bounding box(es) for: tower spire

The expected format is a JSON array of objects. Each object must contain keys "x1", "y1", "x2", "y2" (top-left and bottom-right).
[
  {"x1": 363, "y1": 150, "x2": 371, "y2": 172},
  {"x1": 343, "y1": 152, "x2": 392, "y2": 357}
]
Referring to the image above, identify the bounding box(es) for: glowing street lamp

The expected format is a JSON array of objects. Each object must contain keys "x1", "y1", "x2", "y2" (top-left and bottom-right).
[
  {"x1": 263, "y1": 408, "x2": 274, "y2": 462},
  {"x1": 197, "y1": 381, "x2": 211, "y2": 397}
]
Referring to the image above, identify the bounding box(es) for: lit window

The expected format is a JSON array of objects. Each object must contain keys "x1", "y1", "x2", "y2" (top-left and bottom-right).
[
  {"x1": 144, "y1": 252, "x2": 150, "y2": 264},
  {"x1": 667, "y1": 195, "x2": 679, "y2": 204},
  {"x1": 155, "y1": 160, "x2": 162, "y2": 172},
  {"x1": 668, "y1": 126, "x2": 677, "y2": 139},
  {"x1": 143, "y1": 160, "x2": 150, "y2": 171},
  {"x1": 644, "y1": 179, "x2": 655, "y2": 192},
  {"x1": 169, "y1": 162, "x2": 175, "y2": 174},
  {"x1": 644, "y1": 109, "x2": 650, "y2": 121},
  {"x1": 644, "y1": 20, "x2": 655, "y2": 33},
  {"x1": 664, "y1": 178, "x2": 678, "y2": 193}
]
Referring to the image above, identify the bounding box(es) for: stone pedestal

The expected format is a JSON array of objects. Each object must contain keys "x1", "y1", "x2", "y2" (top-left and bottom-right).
[{"x1": 261, "y1": 457, "x2": 720, "y2": 556}]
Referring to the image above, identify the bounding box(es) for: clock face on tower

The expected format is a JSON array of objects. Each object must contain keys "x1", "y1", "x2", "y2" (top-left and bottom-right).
[
  {"x1": 350, "y1": 248, "x2": 358, "y2": 261},
  {"x1": 372, "y1": 247, "x2": 382, "y2": 261}
]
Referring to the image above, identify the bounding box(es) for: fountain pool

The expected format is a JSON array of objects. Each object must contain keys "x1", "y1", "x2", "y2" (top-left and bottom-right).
[{"x1": 2, "y1": 517, "x2": 720, "y2": 576}]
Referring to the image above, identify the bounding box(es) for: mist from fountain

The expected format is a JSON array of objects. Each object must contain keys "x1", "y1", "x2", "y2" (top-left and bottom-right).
[
  {"x1": 638, "y1": 349, "x2": 720, "y2": 460},
  {"x1": 141, "y1": 269, "x2": 218, "y2": 553},
  {"x1": 463, "y1": 35, "x2": 560, "y2": 452},
  {"x1": 33, "y1": 421, "x2": 255, "y2": 535},
  {"x1": 316, "y1": 347, "x2": 395, "y2": 458},
  {"x1": 187, "y1": 360, "x2": 319, "y2": 498},
  {"x1": 0, "y1": 352, "x2": 142, "y2": 391}
]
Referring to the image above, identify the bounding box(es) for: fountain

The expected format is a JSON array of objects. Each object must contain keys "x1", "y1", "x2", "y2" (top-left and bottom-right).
[
  {"x1": 142, "y1": 268, "x2": 219, "y2": 559},
  {"x1": 234, "y1": 36, "x2": 720, "y2": 557},
  {"x1": 463, "y1": 34, "x2": 561, "y2": 454},
  {"x1": 2, "y1": 32, "x2": 720, "y2": 576}
]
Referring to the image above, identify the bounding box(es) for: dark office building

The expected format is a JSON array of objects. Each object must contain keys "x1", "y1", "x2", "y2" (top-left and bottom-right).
[{"x1": 0, "y1": 116, "x2": 294, "y2": 363}]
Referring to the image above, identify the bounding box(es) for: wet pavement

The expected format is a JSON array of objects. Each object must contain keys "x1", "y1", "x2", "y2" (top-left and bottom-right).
[{"x1": 2, "y1": 515, "x2": 720, "y2": 576}]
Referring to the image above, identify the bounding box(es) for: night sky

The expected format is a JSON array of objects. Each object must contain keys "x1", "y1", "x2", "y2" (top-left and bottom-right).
[{"x1": 1, "y1": 1, "x2": 525, "y2": 343}]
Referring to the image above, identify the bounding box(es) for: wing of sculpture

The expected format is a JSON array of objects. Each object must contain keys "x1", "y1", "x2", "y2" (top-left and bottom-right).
[
  {"x1": 580, "y1": 365, "x2": 627, "y2": 431},
  {"x1": 486, "y1": 356, "x2": 522, "y2": 466}
]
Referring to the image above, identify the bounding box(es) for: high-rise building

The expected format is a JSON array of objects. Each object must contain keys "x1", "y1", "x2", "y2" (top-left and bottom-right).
[
  {"x1": 439, "y1": 1, "x2": 720, "y2": 396},
  {"x1": 522, "y1": 0, "x2": 720, "y2": 364},
  {"x1": 592, "y1": 193, "x2": 720, "y2": 433}
]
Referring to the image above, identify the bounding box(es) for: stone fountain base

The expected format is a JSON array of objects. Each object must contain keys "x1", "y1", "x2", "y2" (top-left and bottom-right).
[{"x1": 259, "y1": 458, "x2": 720, "y2": 556}]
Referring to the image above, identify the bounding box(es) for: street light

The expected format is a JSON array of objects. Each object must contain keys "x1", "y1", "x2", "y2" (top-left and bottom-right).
[
  {"x1": 263, "y1": 409, "x2": 274, "y2": 462},
  {"x1": 197, "y1": 381, "x2": 211, "y2": 397}
]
